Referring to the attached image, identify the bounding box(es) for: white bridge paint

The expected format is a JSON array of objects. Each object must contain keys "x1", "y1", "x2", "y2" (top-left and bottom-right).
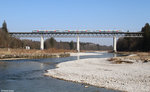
[
  {"x1": 40, "y1": 35, "x2": 44, "y2": 50},
  {"x1": 113, "y1": 36, "x2": 117, "y2": 52},
  {"x1": 77, "y1": 36, "x2": 80, "y2": 52}
]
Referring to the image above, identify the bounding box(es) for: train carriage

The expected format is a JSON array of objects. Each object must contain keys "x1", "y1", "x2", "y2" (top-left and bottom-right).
[
  {"x1": 32, "y1": 30, "x2": 59, "y2": 33},
  {"x1": 65, "y1": 30, "x2": 90, "y2": 32}
]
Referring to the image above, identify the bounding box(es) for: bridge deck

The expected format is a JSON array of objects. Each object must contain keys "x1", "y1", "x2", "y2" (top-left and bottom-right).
[{"x1": 9, "y1": 32, "x2": 143, "y2": 38}]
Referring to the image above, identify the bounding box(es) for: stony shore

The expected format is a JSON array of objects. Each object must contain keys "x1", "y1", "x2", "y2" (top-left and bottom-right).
[{"x1": 45, "y1": 52, "x2": 150, "y2": 92}]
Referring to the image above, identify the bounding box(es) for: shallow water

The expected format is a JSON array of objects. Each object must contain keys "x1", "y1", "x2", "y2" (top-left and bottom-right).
[{"x1": 0, "y1": 52, "x2": 121, "y2": 92}]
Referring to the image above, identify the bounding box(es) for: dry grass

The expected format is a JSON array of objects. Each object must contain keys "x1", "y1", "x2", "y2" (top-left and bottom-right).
[
  {"x1": 0, "y1": 48, "x2": 72, "y2": 59},
  {"x1": 109, "y1": 52, "x2": 150, "y2": 64},
  {"x1": 107, "y1": 57, "x2": 133, "y2": 64},
  {"x1": 0, "y1": 48, "x2": 76, "y2": 55},
  {"x1": 122, "y1": 52, "x2": 150, "y2": 61}
]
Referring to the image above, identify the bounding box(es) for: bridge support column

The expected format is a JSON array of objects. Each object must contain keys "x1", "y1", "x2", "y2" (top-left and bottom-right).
[
  {"x1": 113, "y1": 36, "x2": 117, "y2": 52},
  {"x1": 40, "y1": 35, "x2": 44, "y2": 50},
  {"x1": 77, "y1": 36, "x2": 80, "y2": 52}
]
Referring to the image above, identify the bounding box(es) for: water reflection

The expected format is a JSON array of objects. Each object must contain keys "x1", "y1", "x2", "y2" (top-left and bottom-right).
[
  {"x1": 113, "y1": 53, "x2": 117, "y2": 57},
  {"x1": 40, "y1": 63, "x2": 44, "y2": 69},
  {"x1": 77, "y1": 53, "x2": 80, "y2": 60}
]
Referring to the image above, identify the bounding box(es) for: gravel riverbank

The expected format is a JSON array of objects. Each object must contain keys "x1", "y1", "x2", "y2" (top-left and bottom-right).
[{"x1": 45, "y1": 52, "x2": 150, "y2": 92}]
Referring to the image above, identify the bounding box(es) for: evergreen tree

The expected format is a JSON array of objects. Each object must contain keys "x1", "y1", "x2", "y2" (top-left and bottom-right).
[
  {"x1": 141, "y1": 23, "x2": 150, "y2": 51},
  {"x1": 2, "y1": 20, "x2": 8, "y2": 33},
  {"x1": 69, "y1": 40, "x2": 74, "y2": 50},
  {"x1": 49, "y1": 37, "x2": 55, "y2": 48}
]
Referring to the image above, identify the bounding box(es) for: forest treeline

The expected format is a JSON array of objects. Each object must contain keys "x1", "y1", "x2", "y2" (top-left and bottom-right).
[
  {"x1": 0, "y1": 21, "x2": 112, "y2": 50},
  {"x1": 117, "y1": 23, "x2": 150, "y2": 51},
  {"x1": 44, "y1": 38, "x2": 112, "y2": 50},
  {"x1": 0, "y1": 21, "x2": 23, "y2": 48}
]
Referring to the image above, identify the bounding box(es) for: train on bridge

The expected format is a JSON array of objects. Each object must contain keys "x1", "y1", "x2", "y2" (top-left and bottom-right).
[
  {"x1": 10, "y1": 30, "x2": 143, "y2": 52},
  {"x1": 32, "y1": 30, "x2": 121, "y2": 33}
]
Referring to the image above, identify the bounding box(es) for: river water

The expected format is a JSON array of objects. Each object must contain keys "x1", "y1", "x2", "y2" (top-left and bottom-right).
[{"x1": 0, "y1": 52, "x2": 122, "y2": 92}]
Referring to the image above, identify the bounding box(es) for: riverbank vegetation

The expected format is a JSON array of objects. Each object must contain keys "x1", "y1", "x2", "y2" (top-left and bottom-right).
[
  {"x1": 117, "y1": 23, "x2": 150, "y2": 52},
  {"x1": 0, "y1": 21, "x2": 23, "y2": 48},
  {"x1": 109, "y1": 52, "x2": 150, "y2": 64},
  {"x1": 0, "y1": 48, "x2": 71, "y2": 60}
]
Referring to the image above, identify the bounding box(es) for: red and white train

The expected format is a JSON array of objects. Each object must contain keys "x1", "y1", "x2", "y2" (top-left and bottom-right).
[
  {"x1": 95, "y1": 30, "x2": 121, "y2": 32},
  {"x1": 32, "y1": 30, "x2": 121, "y2": 33},
  {"x1": 32, "y1": 30, "x2": 59, "y2": 33},
  {"x1": 64, "y1": 30, "x2": 90, "y2": 32}
]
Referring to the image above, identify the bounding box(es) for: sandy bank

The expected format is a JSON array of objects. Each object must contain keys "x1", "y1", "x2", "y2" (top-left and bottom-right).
[{"x1": 45, "y1": 58, "x2": 150, "y2": 92}]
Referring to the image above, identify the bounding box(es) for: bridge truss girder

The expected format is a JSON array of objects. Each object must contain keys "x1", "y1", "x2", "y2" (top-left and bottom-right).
[
  {"x1": 9, "y1": 32, "x2": 143, "y2": 51},
  {"x1": 9, "y1": 32, "x2": 143, "y2": 38}
]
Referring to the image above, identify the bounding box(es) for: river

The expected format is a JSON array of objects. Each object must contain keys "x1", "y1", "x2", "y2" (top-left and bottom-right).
[{"x1": 0, "y1": 52, "x2": 122, "y2": 92}]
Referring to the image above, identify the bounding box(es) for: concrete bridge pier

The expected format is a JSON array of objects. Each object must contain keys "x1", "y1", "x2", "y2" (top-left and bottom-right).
[
  {"x1": 77, "y1": 36, "x2": 80, "y2": 52},
  {"x1": 113, "y1": 36, "x2": 117, "y2": 52},
  {"x1": 40, "y1": 35, "x2": 44, "y2": 50}
]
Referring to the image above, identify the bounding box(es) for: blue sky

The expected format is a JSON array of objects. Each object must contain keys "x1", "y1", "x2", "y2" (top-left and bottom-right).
[{"x1": 0, "y1": 0, "x2": 150, "y2": 45}]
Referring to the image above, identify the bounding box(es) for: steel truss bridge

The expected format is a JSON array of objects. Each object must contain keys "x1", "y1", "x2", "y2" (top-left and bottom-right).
[
  {"x1": 9, "y1": 32, "x2": 143, "y2": 38},
  {"x1": 9, "y1": 32, "x2": 143, "y2": 52}
]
